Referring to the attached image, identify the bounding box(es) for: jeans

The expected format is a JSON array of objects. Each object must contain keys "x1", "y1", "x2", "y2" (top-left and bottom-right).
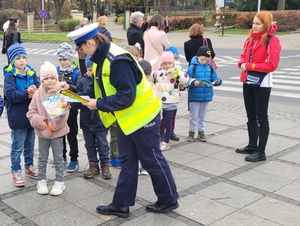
[
  {"x1": 243, "y1": 83, "x2": 271, "y2": 151},
  {"x1": 82, "y1": 129, "x2": 110, "y2": 164},
  {"x1": 38, "y1": 136, "x2": 64, "y2": 182},
  {"x1": 10, "y1": 128, "x2": 35, "y2": 172}
]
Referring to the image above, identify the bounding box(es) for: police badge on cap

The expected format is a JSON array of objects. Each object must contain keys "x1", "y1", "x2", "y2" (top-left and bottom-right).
[{"x1": 67, "y1": 23, "x2": 99, "y2": 49}]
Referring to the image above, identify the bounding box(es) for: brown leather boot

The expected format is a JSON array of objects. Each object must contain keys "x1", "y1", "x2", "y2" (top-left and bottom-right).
[
  {"x1": 84, "y1": 162, "x2": 100, "y2": 179},
  {"x1": 101, "y1": 163, "x2": 112, "y2": 180}
]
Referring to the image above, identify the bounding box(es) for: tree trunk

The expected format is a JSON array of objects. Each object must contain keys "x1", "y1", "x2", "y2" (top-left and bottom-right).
[{"x1": 277, "y1": 0, "x2": 285, "y2": 10}]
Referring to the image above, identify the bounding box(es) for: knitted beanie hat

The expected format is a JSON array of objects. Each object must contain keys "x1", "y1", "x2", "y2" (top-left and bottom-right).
[
  {"x1": 165, "y1": 46, "x2": 179, "y2": 58},
  {"x1": 161, "y1": 51, "x2": 174, "y2": 65},
  {"x1": 138, "y1": 59, "x2": 152, "y2": 75},
  {"x1": 7, "y1": 43, "x2": 27, "y2": 64},
  {"x1": 57, "y1": 42, "x2": 74, "y2": 60},
  {"x1": 197, "y1": 46, "x2": 211, "y2": 57},
  {"x1": 39, "y1": 61, "x2": 59, "y2": 81},
  {"x1": 85, "y1": 55, "x2": 93, "y2": 68}
]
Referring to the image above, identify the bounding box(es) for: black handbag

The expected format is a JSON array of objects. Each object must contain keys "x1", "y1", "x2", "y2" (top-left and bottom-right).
[{"x1": 246, "y1": 71, "x2": 267, "y2": 87}]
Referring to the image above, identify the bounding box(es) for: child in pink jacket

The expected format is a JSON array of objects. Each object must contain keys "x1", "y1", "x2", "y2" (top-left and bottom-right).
[{"x1": 27, "y1": 61, "x2": 70, "y2": 196}]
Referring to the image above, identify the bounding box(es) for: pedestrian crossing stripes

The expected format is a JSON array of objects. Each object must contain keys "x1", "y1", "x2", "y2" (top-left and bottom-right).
[{"x1": 216, "y1": 67, "x2": 300, "y2": 99}]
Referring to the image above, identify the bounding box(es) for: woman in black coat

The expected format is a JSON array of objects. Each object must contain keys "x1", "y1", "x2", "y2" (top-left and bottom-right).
[
  {"x1": 184, "y1": 23, "x2": 215, "y2": 65},
  {"x1": 2, "y1": 17, "x2": 21, "y2": 64}
]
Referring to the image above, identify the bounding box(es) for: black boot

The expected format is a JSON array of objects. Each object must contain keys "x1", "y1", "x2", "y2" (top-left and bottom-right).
[
  {"x1": 245, "y1": 150, "x2": 266, "y2": 162},
  {"x1": 236, "y1": 121, "x2": 258, "y2": 154},
  {"x1": 236, "y1": 145, "x2": 256, "y2": 154}
]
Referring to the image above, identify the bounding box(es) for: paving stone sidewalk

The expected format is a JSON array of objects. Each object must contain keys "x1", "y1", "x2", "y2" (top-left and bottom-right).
[{"x1": 0, "y1": 17, "x2": 300, "y2": 226}]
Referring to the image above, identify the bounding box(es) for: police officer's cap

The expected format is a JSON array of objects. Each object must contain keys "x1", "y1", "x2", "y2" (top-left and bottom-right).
[{"x1": 67, "y1": 23, "x2": 99, "y2": 49}]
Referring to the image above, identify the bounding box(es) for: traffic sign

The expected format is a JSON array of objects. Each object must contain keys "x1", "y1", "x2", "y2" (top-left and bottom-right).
[{"x1": 38, "y1": 9, "x2": 48, "y2": 19}]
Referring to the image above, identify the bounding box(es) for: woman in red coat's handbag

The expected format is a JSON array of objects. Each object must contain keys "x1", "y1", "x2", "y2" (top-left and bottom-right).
[{"x1": 236, "y1": 11, "x2": 281, "y2": 162}]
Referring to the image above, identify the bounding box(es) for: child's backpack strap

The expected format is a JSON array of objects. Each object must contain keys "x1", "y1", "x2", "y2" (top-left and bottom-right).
[
  {"x1": 192, "y1": 64, "x2": 213, "y2": 78},
  {"x1": 266, "y1": 35, "x2": 274, "y2": 48},
  {"x1": 72, "y1": 68, "x2": 79, "y2": 84}
]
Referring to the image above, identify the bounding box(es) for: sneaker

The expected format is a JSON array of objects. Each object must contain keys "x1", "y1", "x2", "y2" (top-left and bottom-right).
[
  {"x1": 187, "y1": 132, "x2": 195, "y2": 142},
  {"x1": 197, "y1": 132, "x2": 207, "y2": 142},
  {"x1": 50, "y1": 157, "x2": 67, "y2": 168},
  {"x1": 84, "y1": 162, "x2": 100, "y2": 179},
  {"x1": 50, "y1": 181, "x2": 65, "y2": 196},
  {"x1": 110, "y1": 158, "x2": 121, "y2": 168},
  {"x1": 37, "y1": 179, "x2": 49, "y2": 195},
  {"x1": 12, "y1": 171, "x2": 25, "y2": 187},
  {"x1": 25, "y1": 166, "x2": 38, "y2": 179},
  {"x1": 170, "y1": 133, "x2": 180, "y2": 141},
  {"x1": 160, "y1": 142, "x2": 171, "y2": 151},
  {"x1": 66, "y1": 161, "x2": 79, "y2": 173},
  {"x1": 140, "y1": 168, "x2": 149, "y2": 175}
]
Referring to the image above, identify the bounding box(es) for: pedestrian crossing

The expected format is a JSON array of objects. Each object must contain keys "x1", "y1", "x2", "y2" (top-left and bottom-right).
[{"x1": 216, "y1": 66, "x2": 300, "y2": 99}]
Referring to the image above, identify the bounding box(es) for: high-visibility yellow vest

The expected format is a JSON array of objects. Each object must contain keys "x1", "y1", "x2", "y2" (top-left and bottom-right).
[{"x1": 92, "y1": 43, "x2": 161, "y2": 135}]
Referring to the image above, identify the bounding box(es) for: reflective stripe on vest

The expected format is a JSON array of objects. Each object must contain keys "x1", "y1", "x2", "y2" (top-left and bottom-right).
[{"x1": 93, "y1": 43, "x2": 161, "y2": 135}]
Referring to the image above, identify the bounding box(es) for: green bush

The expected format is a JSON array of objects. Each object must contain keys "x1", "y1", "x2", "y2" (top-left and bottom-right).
[
  {"x1": 170, "y1": 16, "x2": 205, "y2": 30},
  {"x1": 57, "y1": 19, "x2": 80, "y2": 32}
]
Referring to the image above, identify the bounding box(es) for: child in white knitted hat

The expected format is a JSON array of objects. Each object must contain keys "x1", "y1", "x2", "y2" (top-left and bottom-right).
[{"x1": 27, "y1": 61, "x2": 70, "y2": 196}]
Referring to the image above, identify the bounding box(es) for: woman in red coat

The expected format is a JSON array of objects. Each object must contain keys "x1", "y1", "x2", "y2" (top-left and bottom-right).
[{"x1": 236, "y1": 11, "x2": 281, "y2": 162}]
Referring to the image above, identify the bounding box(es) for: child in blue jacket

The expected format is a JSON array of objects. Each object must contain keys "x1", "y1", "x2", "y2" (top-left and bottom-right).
[
  {"x1": 186, "y1": 46, "x2": 222, "y2": 142},
  {"x1": 4, "y1": 43, "x2": 40, "y2": 187},
  {"x1": 74, "y1": 56, "x2": 112, "y2": 180}
]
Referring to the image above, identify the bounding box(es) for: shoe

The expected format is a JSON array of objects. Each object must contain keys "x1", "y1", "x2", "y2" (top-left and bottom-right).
[
  {"x1": 25, "y1": 166, "x2": 38, "y2": 179},
  {"x1": 146, "y1": 200, "x2": 179, "y2": 213},
  {"x1": 101, "y1": 163, "x2": 112, "y2": 180},
  {"x1": 109, "y1": 158, "x2": 121, "y2": 168},
  {"x1": 187, "y1": 132, "x2": 194, "y2": 142},
  {"x1": 140, "y1": 167, "x2": 149, "y2": 175},
  {"x1": 96, "y1": 203, "x2": 129, "y2": 218},
  {"x1": 84, "y1": 162, "x2": 100, "y2": 179},
  {"x1": 50, "y1": 157, "x2": 67, "y2": 168},
  {"x1": 160, "y1": 142, "x2": 171, "y2": 151},
  {"x1": 50, "y1": 181, "x2": 65, "y2": 196},
  {"x1": 12, "y1": 171, "x2": 25, "y2": 187},
  {"x1": 245, "y1": 151, "x2": 266, "y2": 162},
  {"x1": 197, "y1": 131, "x2": 207, "y2": 142},
  {"x1": 170, "y1": 133, "x2": 180, "y2": 141},
  {"x1": 236, "y1": 145, "x2": 257, "y2": 154},
  {"x1": 66, "y1": 161, "x2": 79, "y2": 172},
  {"x1": 37, "y1": 179, "x2": 49, "y2": 195}
]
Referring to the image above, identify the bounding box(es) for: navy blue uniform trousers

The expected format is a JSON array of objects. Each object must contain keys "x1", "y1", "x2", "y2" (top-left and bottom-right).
[{"x1": 112, "y1": 114, "x2": 178, "y2": 206}]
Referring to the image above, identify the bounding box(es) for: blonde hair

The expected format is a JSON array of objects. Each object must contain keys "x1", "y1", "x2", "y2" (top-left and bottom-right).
[
  {"x1": 98, "y1": 16, "x2": 108, "y2": 27},
  {"x1": 189, "y1": 23, "x2": 204, "y2": 38},
  {"x1": 124, "y1": 45, "x2": 140, "y2": 60},
  {"x1": 249, "y1": 11, "x2": 273, "y2": 45}
]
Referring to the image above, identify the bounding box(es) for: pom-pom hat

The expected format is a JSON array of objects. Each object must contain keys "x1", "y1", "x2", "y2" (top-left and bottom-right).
[
  {"x1": 57, "y1": 42, "x2": 74, "y2": 61},
  {"x1": 39, "y1": 61, "x2": 59, "y2": 81},
  {"x1": 166, "y1": 46, "x2": 179, "y2": 58},
  {"x1": 67, "y1": 23, "x2": 99, "y2": 49},
  {"x1": 138, "y1": 59, "x2": 152, "y2": 75}
]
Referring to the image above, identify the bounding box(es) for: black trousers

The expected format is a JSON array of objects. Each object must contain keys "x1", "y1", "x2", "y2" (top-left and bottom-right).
[
  {"x1": 63, "y1": 108, "x2": 79, "y2": 161},
  {"x1": 112, "y1": 114, "x2": 178, "y2": 206},
  {"x1": 243, "y1": 83, "x2": 271, "y2": 151}
]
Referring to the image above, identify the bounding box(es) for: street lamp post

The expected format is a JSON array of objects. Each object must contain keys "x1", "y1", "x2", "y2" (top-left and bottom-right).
[{"x1": 258, "y1": 0, "x2": 261, "y2": 11}]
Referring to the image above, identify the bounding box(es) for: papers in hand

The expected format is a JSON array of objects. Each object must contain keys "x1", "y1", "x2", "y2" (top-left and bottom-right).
[
  {"x1": 60, "y1": 89, "x2": 90, "y2": 103},
  {"x1": 199, "y1": 80, "x2": 213, "y2": 87},
  {"x1": 42, "y1": 94, "x2": 68, "y2": 119}
]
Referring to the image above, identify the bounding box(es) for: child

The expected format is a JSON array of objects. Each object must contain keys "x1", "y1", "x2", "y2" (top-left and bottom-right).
[
  {"x1": 186, "y1": 46, "x2": 222, "y2": 142},
  {"x1": 56, "y1": 42, "x2": 81, "y2": 172},
  {"x1": 4, "y1": 43, "x2": 40, "y2": 187},
  {"x1": 75, "y1": 56, "x2": 112, "y2": 180},
  {"x1": 163, "y1": 46, "x2": 182, "y2": 142},
  {"x1": 153, "y1": 51, "x2": 189, "y2": 151},
  {"x1": 166, "y1": 46, "x2": 182, "y2": 70},
  {"x1": 27, "y1": 61, "x2": 70, "y2": 195}
]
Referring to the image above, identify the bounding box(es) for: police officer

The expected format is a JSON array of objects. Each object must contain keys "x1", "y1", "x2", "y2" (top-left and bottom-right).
[{"x1": 67, "y1": 23, "x2": 179, "y2": 218}]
